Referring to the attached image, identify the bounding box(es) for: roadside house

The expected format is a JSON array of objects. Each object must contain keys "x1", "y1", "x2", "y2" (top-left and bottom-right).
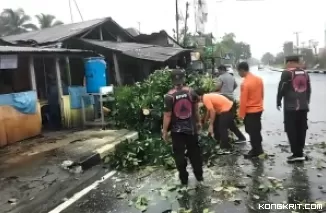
[
  {"x1": 0, "y1": 45, "x2": 97, "y2": 146},
  {"x1": 0, "y1": 18, "x2": 191, "y2": 85}
]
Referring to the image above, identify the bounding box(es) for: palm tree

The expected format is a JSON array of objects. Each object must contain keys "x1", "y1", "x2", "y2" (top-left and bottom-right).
[
  {"x1": 0, "y1": 8, "x2": 37, "y2": 36},
  {"x1": 35, "y1": 14, "x2": 64, "y2": 29}
]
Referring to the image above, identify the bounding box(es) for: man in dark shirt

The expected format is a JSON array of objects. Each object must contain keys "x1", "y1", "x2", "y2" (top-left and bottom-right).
[
  {"x1": 277, "y1": 55, "x2": 311, "y2": 162},
  {"x1": 162, "y1": 69, "x2": 203, "y2": 187}
]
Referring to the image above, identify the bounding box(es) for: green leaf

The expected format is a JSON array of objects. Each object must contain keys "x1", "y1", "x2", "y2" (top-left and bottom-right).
[
  {"x1": 107, "y1": 69, "x2": 242, "y2": 171},
  {"x1": 203, "y1": 209, "x2": 213, "y2": 213}
]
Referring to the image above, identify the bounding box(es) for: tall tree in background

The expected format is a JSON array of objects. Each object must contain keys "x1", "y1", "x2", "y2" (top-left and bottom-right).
[
  {"x1": 301, "y1": 48, "x2": 314, "y2": 68},
  {"x1": 261, "y1": 52, "x2": 275, "y2": 65},
  {"x1": 233, "y1": 42, "x2": 251, "y2": 64},
  {"x1": 318, "y1": 50, "x2": 326, "y2": 68},
  {"x1": 0, "y1": 8, "x2": 37, "y2": 36},
  {"x1": 220, "y1": 33, "x2": 236, "y2": 50},
  {"x1": 274, "y1": 52, "x2": 285, "y2": 65},
  {"x1": 179, "y1": 27, "x2": 192, "y2": 47},
  {"x1": 35, "y1": 14, "x2": 63, "y2": 29},
  {"x1": 213, "y1": 33, "x2": 251, "y2": 65}
]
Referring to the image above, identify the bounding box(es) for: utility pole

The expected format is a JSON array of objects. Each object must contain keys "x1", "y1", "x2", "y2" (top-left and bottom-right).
[
  {"x1": 294, "y1": 31, "x2": 301, "y2": 54},
  {"x1": 175, "y1": 0, "x2": 179, "y2": 43},
  {"x1": 183, "y1": 2, "x2": 189, "y2": 47},
  {"x1": 137, "y1": 22, "x2": 141, "y2": 33},
  {"x1": 69, "y1": 0, "x2": 73, "y2": 23}
]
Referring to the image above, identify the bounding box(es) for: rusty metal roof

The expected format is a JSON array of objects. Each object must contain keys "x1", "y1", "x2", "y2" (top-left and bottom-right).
[
  {"x1": 0, "y1": 17, "x2": 133, "y2": 45},
  {"x1": 0, "y1": 45, "x2": 97, "y2": 55},
  {"x1": 80, "y1": 39, "x2": 190, "y2": 62}
]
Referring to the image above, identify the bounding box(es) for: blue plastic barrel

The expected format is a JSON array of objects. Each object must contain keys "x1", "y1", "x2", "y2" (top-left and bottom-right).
[{"x1": 84, "y1": 57, "x2": 107, "y2": 93}]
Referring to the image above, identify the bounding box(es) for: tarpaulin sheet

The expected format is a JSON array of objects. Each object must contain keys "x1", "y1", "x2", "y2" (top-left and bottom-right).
[
  {"x1": 68, "y1": 86, "x2": 93, "y2": 109},
  {"x1": 0, "y1": 91, "x2": 37, "y2": 114}
]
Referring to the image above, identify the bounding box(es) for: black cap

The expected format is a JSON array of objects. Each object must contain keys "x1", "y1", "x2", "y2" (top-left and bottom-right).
[
  {"x1": 217, "y1": 65, "x2": 227, "y2": 71},
  {"x1": 285, "y1": 55, "x2": 300, "y2": 63},
  {"x1": 171, "y1": 69, "x2": 185, "y2": 85}
]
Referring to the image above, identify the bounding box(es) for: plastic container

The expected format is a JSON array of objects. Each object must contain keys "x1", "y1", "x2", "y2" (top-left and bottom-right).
[{"x1": 84, "y1": 57, "x2": 107, "y2": 93}]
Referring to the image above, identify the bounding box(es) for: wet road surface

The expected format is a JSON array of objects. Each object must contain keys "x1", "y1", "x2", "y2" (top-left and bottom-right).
[
  {"x1": 0, "y1": 130, "x2": 110, "y2": 213},
  {"x1": 56, "y1": 67, "x2": 326, "y2": 213}
]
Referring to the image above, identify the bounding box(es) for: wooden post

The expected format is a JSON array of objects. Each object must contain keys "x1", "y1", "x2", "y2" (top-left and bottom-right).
[
  {"x1": 54, "y1": 57, "x2": 64, "y2": 125},
  {"x1": 65, "y1": 57, "x2": 72, "y2": 86},
  {"x1": 113, "y1": 53, "x2": 122, "y2": 85},
  {"x1": 28, "y1": 56, "x2": 37, "y2": 90}
]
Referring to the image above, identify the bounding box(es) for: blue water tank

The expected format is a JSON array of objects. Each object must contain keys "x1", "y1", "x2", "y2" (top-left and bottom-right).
[{"x1": 84, "y1": 57, "x2": 107, "y2": 93}]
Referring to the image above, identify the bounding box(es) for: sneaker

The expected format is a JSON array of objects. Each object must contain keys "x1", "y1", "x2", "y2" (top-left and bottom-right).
[
  {"x1": 287, "y1": 156, "x2": 305, "y2": 162},
  {"x1": 243, "y1": 150, "x2": 253, "y2": 158},
  {"x1": 244, "y1": 150, "x2": 265, "y2": 159},
  {"x1": 234, "y1": 138, "x2": 247, "y2": 144},
  {"x1": 196, "y1": 180, "x2": 209, "y2": 188},
  {"x1": 287, "y1": 154, "x2": 294, "y2": 159},
  {"x1": 178, "y1": 185, "x2": 188, "y2": 192}
]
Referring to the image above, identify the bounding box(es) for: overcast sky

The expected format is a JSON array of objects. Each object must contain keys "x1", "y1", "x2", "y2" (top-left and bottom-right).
[{"x1": 1, "y1": 0, "x2": 326, "y2": 58}]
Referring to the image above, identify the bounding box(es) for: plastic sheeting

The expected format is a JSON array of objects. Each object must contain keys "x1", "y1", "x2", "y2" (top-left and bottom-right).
[
  {"x1": 0, "y1": 103, "x2": 41, "y2": 147},
  {"x1": 0, "y1": 91, "x2": 37, "y2": 114},
  {"x1": 68, "y1": 86, "x2": 93, "y2": 109}
]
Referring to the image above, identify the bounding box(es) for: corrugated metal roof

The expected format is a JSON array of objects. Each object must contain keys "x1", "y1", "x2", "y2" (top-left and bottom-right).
[
  {"x1": 123, "y1": 46, "x2": 189, "y2": 62},
  {"x1": 0, "y1": 18, "x2": 109, "y2": 45},
  {"x1": 0, "y1": 45, "x2": 96, "y2": 55},
  {"x1": 134, "y1": 30, "x2": 182, "y2": 48},
  {"x1": 81, "y1": 39, "x2": 190, "y2": 62},
  {"x1": 82, "y1": 39, "x2": 153, "y2": 51}
]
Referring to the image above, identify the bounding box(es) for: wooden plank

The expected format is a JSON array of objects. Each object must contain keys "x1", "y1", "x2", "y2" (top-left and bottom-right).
[
  {"x1": 28, "y1": 56, "x2": 37, "y2": 90},
  {"x1": 65, "y1": 57, "x2": 72, "y2": 86},
  {"x1": 113, "y1": 53, "x2": 122, "y2": 85},
  {"x1": 54, "y1": 57, "x2": 65, "y2": 125}
]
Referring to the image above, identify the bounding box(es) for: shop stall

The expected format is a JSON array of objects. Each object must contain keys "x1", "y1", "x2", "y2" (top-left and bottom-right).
[{"x1": 0, "y1": 46, "x2": 98, "y2": 147}]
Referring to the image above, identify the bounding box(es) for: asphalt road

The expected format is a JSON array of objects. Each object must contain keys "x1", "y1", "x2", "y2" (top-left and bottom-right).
[{"x1": 50, "y1": 67, "x2": 326, "y2": 213}]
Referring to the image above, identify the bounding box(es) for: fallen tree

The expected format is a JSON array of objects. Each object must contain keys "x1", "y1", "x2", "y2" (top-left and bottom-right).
[{"x1": 106, "y1": 69, "x2": 241, "y2": 171}]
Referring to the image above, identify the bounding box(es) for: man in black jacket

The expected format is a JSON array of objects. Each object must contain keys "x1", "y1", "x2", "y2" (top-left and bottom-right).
[
  {"x1": 276, "y1": 55, "x2": 311, "y2": 162},
  {"x1": 162, "y1": 69, "x2": 203, "y2": 187}
]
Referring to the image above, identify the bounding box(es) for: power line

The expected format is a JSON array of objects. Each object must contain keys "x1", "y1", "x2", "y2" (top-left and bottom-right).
[{"x1": 73, "y1": 0, "x2": 84, "y2": 21}]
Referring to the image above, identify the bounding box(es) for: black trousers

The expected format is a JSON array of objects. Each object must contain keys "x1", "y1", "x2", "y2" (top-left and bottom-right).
[
  {"x1": 213, "y1": 111, "x2": 233, "y2": 149},
  {"x1": 284, "y1": 110, "x2": 308, "y2": 157},
  {"x1": 171, "y1": 132, "x2": 203, "y2": 185},
  {"x1": 244, "y1": 111, "x2": 263, "y2": 154},
  {"x1": 213, "y1": 104, "x2": 244, "y2": 148},
  {"x1": 230, "y1": 103, "x2": 246, "y2": 140}
]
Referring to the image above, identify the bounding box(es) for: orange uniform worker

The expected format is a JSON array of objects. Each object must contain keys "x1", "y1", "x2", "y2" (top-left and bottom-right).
[
  {"x1": 237, "y1": 62, "x2": 265, "y2": 158},
  {"x1": 196, "y1": 90, "x2": 237, "y2": 153}
]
